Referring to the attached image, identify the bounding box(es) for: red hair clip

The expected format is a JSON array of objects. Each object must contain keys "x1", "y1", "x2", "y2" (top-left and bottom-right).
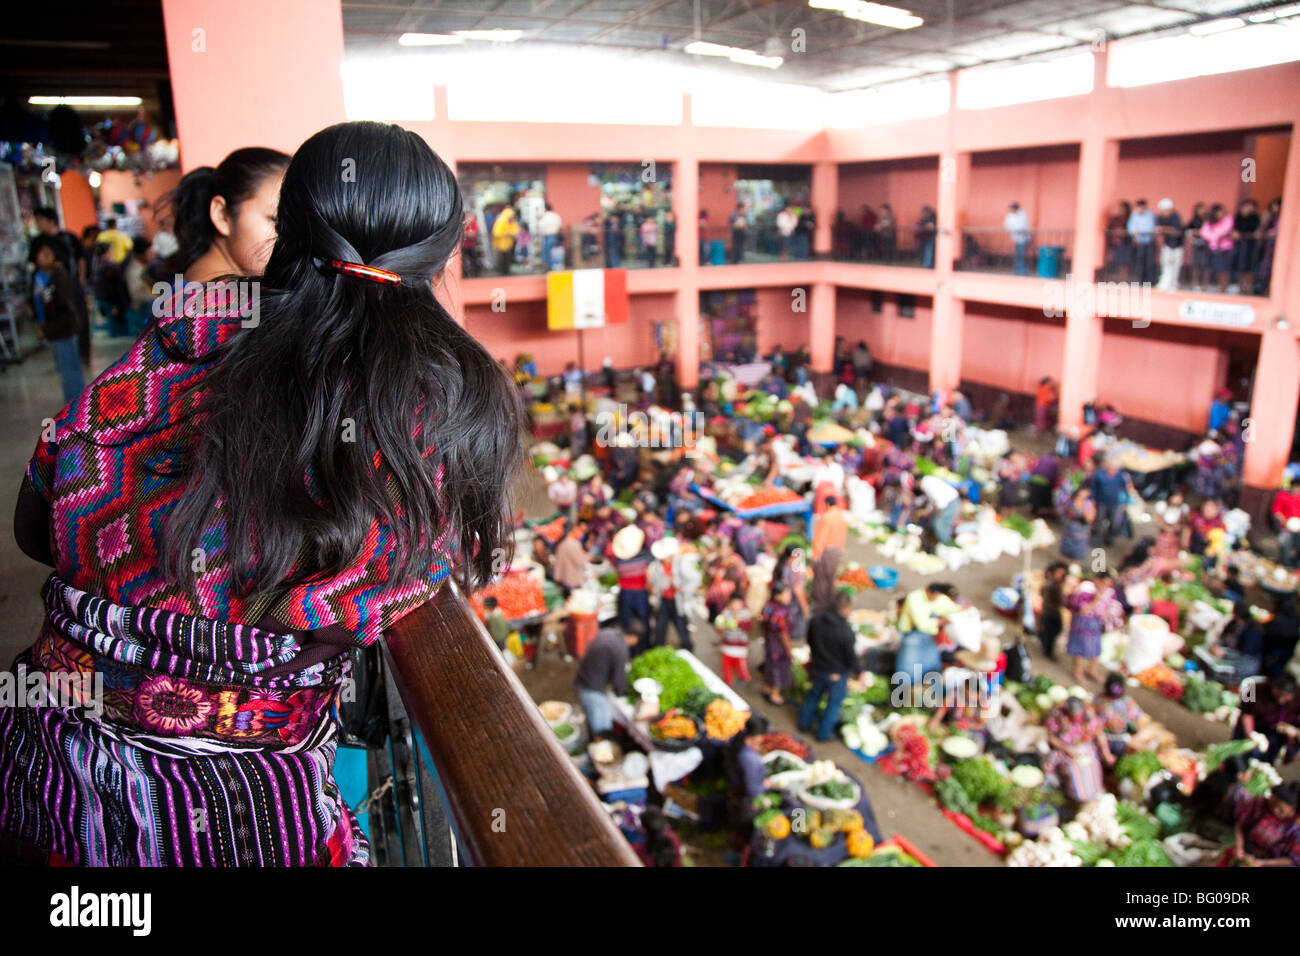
[{"x1": 324, "y1": 259, "x2": 402, "y2": 286}]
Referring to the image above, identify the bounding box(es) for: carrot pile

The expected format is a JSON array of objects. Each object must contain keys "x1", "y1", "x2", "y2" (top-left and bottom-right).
[{"x1": 737, "y1": 487, "x2": 802, "y2": 511}]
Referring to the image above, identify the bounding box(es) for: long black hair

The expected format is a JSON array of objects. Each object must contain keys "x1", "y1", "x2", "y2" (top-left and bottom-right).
[
  {"x1": 163, "y1": 121, "x2": 523, "y2": 599},
  {"x1": 162, "y1": 147, "x2": 290, "y2": 269}
]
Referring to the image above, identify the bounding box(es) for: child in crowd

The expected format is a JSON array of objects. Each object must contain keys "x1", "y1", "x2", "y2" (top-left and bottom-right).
[
  {"x1": 715, "y1": 594, "x2": 753, "y2": 686},
  {"x1": 30, "y1": 236, "x2": 85, "y2": 405}
]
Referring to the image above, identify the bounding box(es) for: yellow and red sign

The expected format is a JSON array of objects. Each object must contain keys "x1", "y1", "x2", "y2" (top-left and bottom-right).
[{"x1": 546, "y1": 268, "x2": 628, "y2": 330}]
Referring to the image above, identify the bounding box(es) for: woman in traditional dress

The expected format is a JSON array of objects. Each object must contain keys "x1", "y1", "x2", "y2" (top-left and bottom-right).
[
  {"x1": 1044, "y1": 697, "x2": 1115, "y2": 804},
  {"x1": 1, "y1": 123, "x2": 524, "y2": 866}
]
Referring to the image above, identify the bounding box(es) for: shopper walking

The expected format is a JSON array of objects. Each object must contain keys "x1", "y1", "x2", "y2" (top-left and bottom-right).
[
  {"x1": 798, "y1": 593, "x2": 861, "y2": 742},
  {"x1": 29, "y1": 236, "x2": 85, "y2": 405}
]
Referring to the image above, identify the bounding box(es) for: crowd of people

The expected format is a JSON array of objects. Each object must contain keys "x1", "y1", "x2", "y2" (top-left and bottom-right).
[
  {"x1": 1104, "y1": 196, "x2": 1282, "y2": 294},
  {"x1": 463, "y1": 195, "x2": 678, "y2": 277}
]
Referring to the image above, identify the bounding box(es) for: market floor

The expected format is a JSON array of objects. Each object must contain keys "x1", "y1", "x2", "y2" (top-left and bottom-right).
[
  {"x1": 515, "y1": 460, "x2": 1297, "y2": 868},
  {"x1": 0, "y1": 330, "x2": 137, "y2": 667}
]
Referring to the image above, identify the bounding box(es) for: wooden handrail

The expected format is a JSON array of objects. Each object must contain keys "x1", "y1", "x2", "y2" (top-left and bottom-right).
[{"x1": 384, "y1": 582, "x2": 641, "y2": 867}]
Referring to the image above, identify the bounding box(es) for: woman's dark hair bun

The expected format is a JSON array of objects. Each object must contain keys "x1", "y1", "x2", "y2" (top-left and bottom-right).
[{"x1": 163, "y1": 147, "x2": 289, "y2": 269}]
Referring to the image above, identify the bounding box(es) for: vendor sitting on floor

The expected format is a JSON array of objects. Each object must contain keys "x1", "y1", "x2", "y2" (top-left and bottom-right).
[
  {"x1": 1232, "y1": 782, "x2": 1300, "y2": 867},
  {"x1": 1095, "y1": 672, "x2": 1161, "y2": 757},
  {"x1": 895, "y1": 582, "x2": 959, "y2": 691},
  {"x1": 1044, "y1": 697, "x2": 1115, "y2": 804}
]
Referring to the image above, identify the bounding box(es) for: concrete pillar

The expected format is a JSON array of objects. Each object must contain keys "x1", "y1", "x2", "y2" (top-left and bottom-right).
[
  {"x1": 929, "y1": 83, "x2": 971, "y2": 395},
  {"x1": 1244, "y1": 330, "x2": 1300, "y2": 490},
  {"x1": 809, "y1": 281, "x2": 836, "y2": 373},
  {"x1": 161, "y1": 0, "x2": 346, "y2": 170},
  {"x1": 1057, "y1": 135, "x2": 1118, "y2": 431},
  {"x1": 810, "y1": 160, "x2": 836, "y2": 255},
  {"x1": 929, "y1": 294, "x2": 965, "y2": 392},
  {"x1": 673, "y1": 95, "x2": 701, "y2": 390}
]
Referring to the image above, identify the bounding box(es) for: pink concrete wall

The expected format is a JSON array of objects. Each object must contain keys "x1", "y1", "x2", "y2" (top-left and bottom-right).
[
  {"x1": 162, "y1": 0, "x2": 346, "y2": 170},
  {"x1": 960, "y1": 303, "x2": 1066, "y2": 394},
  {"x1": 1096, "y1": 320, "x2": 1232, "y2": 433},
  {"x1": 1114, "y1": 131, "x2": 1256, "y2": 214},
  {"x1": 837, "y1": 157, "x2": 938, "y2": 231},
  {"x1": 835, "y1": 288, "x2": 933, "y2": 370},
  {"x1": 699, "y1": 164, "x2": 737, "y2": 239},
  {"x1": 97, "y1": 168, "x2": 184, "y2": 238},
  {"x1": 463, "y1": 291, "x2": 671, "y2": 376},
  {"x1": 1245, "y1": 131, "x2": 1290, "y2": 205},
  {"x1": 545, "y1": 163, "x2": 602, "y2": 230},
  {"x1": 755, "y1": 286, "x2": 811, "y2": 354},
  {"x1": 968, "y1": 146, "x2": 1080, "y2": 230}
]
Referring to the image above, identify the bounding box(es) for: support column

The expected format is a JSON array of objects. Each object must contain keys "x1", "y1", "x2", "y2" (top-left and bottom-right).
[
  {"x1": 929, "y1": 79, "x2": 970, "y2": 396},
  {"x1": 1056, "y1": 134, "x2": 1117, "y2": 431},
  {"x1": 673, "y1": 97, "x2": 701, "y2": 390},
  {"x1": 929, "y1": 294, "x2": 965, "y2": 392},
  {"x1": 162, "y1": 0, "x2": 346, "y2": 170},
  {"x1": 809, "y1": 281, "x2": 835, "y2": 373},
  {"x1": 1244, "y1": 330, "x2": 1300, "y2": 490},
  {"x1": 810, "y1": 160, "x2": 836, "y2": 256}
]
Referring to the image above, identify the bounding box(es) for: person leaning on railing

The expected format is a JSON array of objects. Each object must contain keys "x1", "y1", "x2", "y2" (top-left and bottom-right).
[{"x1": 2, "y1": 121, "x2": 525, "y2": 867}]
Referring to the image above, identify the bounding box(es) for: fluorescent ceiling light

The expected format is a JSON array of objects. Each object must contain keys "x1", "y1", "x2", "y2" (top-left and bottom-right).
[
  {"x1": 453, "y1": 29, "x2": 523, "y2": 42},
  {"x1": 1188, "y1": 17, "x2": 1244, "y2": 36},
  {"x1": 684, "y1": 39, "x2": 782, "y2": 68},
  {"x1": 809, "y1": 0, "x2": 923, "y2": 30},
  {"x1": 1251, "y1": 3, "x2": 1300, "y2": 20},
  {"x1": 29, "y1": 95, "x2": 142, "y2": 107},
  {"x1": 398, "y1": 33, "x2": 464, "y2": 46}
]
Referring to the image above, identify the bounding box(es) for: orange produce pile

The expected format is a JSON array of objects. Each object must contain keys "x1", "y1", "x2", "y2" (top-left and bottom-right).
[
  {"x1": 471, "y1": 572, "x2": 545, "y2": 621},
  {"x1": 837, "y1": 567, "x2": 875, "y2": 591},
  {"x1": 1135, "y1": 663, "x2": 1180, "y2": 690},
  {"x1": 704, "y1": 699, "x2": 749, "y2": 740},
  {"x1": 533, "y1": 516, "x2": 566, "y2": 545},
  {"x1": 737, "y1": 487, "x2": 803, "y2": 511},
  {"x1": 651, "y1": 709, "x2": 698, "y2": 740}
]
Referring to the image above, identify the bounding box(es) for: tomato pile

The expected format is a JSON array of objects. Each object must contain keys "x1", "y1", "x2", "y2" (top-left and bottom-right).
[
  {"x1": 1135, "y1": 664, "x2": 1184, "y2": 701},
  {"x1": 471, "y1": 572, "x2": 546, "y2": 621},
  {"x1": 736, "y1": 487, "x2": 803, "y2": 511}
]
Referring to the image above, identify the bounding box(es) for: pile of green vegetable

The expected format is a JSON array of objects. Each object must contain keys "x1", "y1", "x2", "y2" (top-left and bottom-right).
[
  {"x1": 950, "y1": 757, "x2": 1009, "y2": 807},
  {"x1": 680, "y1": 687, "x2": 723, "y2": 717},
  {"x1": 1181, "y1": 673, "x2": 1227, "y2": 713},
  {"x1": 1205, "y1": 738, "x2": 1256, "y2": 772},
  {"x1": 552, "y1": 722, "x2": 574, "y2": 740},
  {"x1": 807, "y1": 780, "x2": 857, "y2": 801},
  {"x1": 627, "y1": 647, "x2": 707, "y2": 711},
  {"x1": 1001, "y1": 513, "x2": 1034, "y2": 540},
  {"x1": 1114, "y1": 751, "x2": 1163, "y2": 784}
]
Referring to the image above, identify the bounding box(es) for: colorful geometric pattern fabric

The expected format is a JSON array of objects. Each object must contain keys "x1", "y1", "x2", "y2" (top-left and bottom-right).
[{"x1": 2, "y1": 309, "x2": 451, "y2": 866}]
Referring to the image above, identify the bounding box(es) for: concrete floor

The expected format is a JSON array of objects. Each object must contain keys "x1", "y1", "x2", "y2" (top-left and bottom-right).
[{"x1": 0, "y1": 329, "x2": 136, "y2": 665}]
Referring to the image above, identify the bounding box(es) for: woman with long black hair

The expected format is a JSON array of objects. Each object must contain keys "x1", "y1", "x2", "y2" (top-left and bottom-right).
[{"x1": 2, "y1": 122, "x2": 524, "y2": 866}]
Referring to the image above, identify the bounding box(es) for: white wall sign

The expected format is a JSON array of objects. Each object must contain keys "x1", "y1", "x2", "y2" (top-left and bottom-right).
[{"x1": 1177, "y1": 300, "x2": 1255, "y2": 328}]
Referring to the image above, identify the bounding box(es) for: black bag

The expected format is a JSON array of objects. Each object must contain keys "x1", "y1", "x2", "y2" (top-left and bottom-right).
[{"x1": 1003, "y1": 638, "x2": 1032, "y2": 684}]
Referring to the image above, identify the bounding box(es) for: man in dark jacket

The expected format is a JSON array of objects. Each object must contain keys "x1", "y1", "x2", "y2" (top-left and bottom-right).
[
  {"x1": 797, "y1": 592, "x2": 862, "y2": 741},
  {"x1": 30, "y1": 207, "x2": 90, "y2": 364},
  {"x1": 574, "y1": 627, "x2": 638, "y2": 737}
]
